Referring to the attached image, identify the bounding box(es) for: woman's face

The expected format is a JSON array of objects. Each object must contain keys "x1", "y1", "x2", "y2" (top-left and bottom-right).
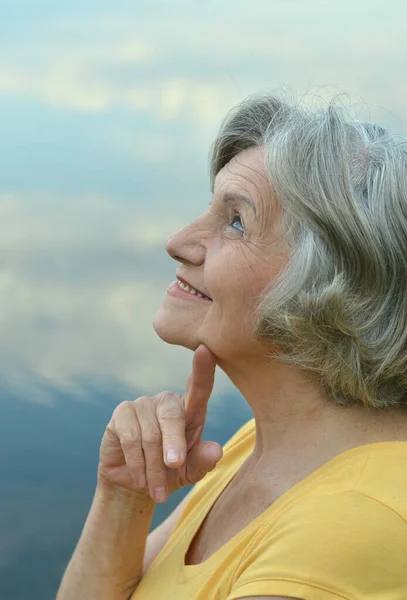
[{"x1": 153, "y1": 147, "x2": 289, "y2": 361}]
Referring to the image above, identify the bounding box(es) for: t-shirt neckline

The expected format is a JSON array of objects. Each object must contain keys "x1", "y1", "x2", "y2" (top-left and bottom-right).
[{"x1": 180, "y1": 429, "x2": 407, "y2": 580}]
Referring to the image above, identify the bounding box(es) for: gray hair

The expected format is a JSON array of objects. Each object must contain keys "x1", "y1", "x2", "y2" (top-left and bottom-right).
[{"x1": 210, "y1": 92, "x2": 407, "y2": 409}]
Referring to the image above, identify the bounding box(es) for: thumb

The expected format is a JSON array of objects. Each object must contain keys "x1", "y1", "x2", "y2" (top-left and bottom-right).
[{"x1": 185, "y1": 441, "x2": 223, "y2": 485}]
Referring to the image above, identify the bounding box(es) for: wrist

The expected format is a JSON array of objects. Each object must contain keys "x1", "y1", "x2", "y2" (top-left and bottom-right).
[{"x1": 96, "y1": 474, "x2": 156, "y2": 508}]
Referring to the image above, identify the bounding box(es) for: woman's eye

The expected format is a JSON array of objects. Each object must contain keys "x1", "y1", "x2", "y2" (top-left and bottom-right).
[{"x1": 229, "y1": 214, "x2": 244, "y2": 233}]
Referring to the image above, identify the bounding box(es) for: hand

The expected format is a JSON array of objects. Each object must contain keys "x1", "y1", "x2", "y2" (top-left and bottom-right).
[{"x1": 98, "y1": 344, "x2": 223, "y2": 503}]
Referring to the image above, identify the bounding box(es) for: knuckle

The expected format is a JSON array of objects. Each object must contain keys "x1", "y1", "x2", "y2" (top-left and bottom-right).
[
  {"x1": 142, "y1": 434, "x2": 162, "y2": 447},
  {"x1": 143, "y1": 454, "x2": 165, "y2": 480},
  {"x1": 157, "y1": 397, "x2": 184, "y2": 419},
  {"x1": 126, "y1": 456, "x2": 145, "y2": 472},
  {"x1": 142, "y1": 425, "x2": 162, "y2": 446},
  {"x1": 104, "y1": 419, "x2": 115, "y2": 434},
  {"x1": 121, "y1": 435, "x2": 140, "y2": 449},
  {"x1": 155, "y1": 391, "x2": 172, "y2": 402},
  {"x1": 146, "y1": 463, "x2": 165, "y2": 478},
  {"x1": 134, "y1": 395, "x2": 150, "y2": 403},
  {"x1": 120, "y1": 437, "x2": 144, "y2": 469},
  {"x1": 113, "y1": 400, "x2": 133, "y2": 417},
  {"x1": 159, "y1": 411, "x2": 183, "y2": 422},
  {"x1": 133, "y1": 396, "x2": 151, "y2": 410}
]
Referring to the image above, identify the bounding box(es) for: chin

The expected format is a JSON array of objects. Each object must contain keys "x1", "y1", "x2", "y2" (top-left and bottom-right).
[{"x1": 152, "y1": 310, "x2": 199, "y2": 350}]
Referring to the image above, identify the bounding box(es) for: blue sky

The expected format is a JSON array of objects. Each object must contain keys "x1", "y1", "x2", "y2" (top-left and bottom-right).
[
  {"x1": 1, "y1": 0, "x2": 406, "y2": 401},
  {"x1": 1, "y1": 3, "x2": 407, "y2": 597}
]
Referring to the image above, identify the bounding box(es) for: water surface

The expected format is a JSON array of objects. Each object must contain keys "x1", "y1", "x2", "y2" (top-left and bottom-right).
[{"x1": 1, "y1": 2, "x2": 406, "y2": 598}]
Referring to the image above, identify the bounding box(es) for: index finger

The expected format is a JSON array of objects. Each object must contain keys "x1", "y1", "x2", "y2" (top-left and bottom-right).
[{"x1": 184, "y1": 344, "x2": 217, "y2": 426}]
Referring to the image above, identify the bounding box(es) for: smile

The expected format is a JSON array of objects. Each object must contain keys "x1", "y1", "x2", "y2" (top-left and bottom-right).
[{"x1": 176, "y1": 280, "x2": 211, "y2": 300}]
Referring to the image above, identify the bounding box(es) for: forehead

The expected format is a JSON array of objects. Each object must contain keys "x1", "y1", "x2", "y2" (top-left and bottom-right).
[{"x1": 213, "y1": 147, "x2": 272, "y2": 204}]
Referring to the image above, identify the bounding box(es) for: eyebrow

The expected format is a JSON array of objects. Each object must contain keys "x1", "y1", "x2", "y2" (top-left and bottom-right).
[{"x1": 222, "y1": 192, "x2": 257, "y2": 217}]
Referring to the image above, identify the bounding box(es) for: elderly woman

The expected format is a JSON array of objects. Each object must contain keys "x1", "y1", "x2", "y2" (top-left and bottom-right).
[{"x1": 57, "y1": 93, "x2": 407, "y2": 600}]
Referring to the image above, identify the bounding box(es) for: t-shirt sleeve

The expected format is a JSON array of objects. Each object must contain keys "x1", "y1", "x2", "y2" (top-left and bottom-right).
[{"x1": 227, "y1": 490, "x2": 407, "y2": 600}]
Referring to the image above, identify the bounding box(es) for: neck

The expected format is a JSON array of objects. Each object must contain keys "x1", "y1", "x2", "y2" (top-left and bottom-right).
[{"x1": 217, "y1": 351, "x2": 407, "y2": 479}]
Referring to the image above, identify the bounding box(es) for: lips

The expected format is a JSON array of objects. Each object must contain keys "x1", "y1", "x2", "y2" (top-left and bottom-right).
[{"x1": 176, "y1": 275, "x2": 212, "y2": 300}]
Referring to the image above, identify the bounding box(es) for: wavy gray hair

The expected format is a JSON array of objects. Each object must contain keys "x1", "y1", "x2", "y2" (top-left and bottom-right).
[{"x1": 210, "y1": 93, "x2": 407, "y2": 409}]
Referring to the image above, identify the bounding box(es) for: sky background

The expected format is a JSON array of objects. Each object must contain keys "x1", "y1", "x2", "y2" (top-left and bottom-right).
[{"x1": 1, "y1": 1, "x2": 407, "y2": 598}]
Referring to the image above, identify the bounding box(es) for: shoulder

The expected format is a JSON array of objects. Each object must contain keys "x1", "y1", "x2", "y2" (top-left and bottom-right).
[
  {"x1": 353, "y1": 441, "x2": 407, "y2": 517},
  {"x1": 228, "y1": 490, "x2": 407, "y2": 599},
  {"x1": 278, "y1": 441, "x2": 407, "y2": 530},
  {"x1": 228, "y1": 445, "x2": 407, "y2": 599},
  {"x1": 280, "y1": 442, "x2": 407, "y2": 534},
  {"x1": 270, "y1": 488, "x2": 407, "y2": 557}
]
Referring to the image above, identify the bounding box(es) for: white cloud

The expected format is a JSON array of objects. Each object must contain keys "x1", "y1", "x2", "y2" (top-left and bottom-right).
[
  {"x1": 1, "y1": 1, "x2": 406, "y2": 126},
  {"x1": 1, "y1": 2, "x2": 407, "y2": 405},
  {"x1": 0, "y1": 191, "x2": 233, "y2": 404}
]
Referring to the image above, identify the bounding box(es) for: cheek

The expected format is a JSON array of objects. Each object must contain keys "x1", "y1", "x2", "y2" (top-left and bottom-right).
[
  {"x1": 208, "y1": 251, "x2": 266, "y2": 313},
  {"x1": 206, "y1": 248, "x2": 246, "y2": 297}
]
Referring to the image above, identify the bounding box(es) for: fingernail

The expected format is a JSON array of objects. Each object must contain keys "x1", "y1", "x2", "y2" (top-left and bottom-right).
[
  {"x1": 154, "y1": 487, "x2": 167, "y2": 503},
  {"x1": 166, "y1": 449, "x2": 180, "y2": 463}
]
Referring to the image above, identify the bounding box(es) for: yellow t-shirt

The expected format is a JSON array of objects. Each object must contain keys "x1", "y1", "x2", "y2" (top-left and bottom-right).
[{"x1": 132, "y1": 418, "x2": 407, "y2": 600}]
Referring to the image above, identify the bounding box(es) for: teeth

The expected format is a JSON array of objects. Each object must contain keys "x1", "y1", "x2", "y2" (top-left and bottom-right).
[{"x1": 177, "y1": 280, "x2": 209, "y2": 300}]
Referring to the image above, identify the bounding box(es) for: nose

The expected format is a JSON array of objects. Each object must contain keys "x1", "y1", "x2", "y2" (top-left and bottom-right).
[{"x1": 165, "y1": 218, "x2": 206, "y2": 266}]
